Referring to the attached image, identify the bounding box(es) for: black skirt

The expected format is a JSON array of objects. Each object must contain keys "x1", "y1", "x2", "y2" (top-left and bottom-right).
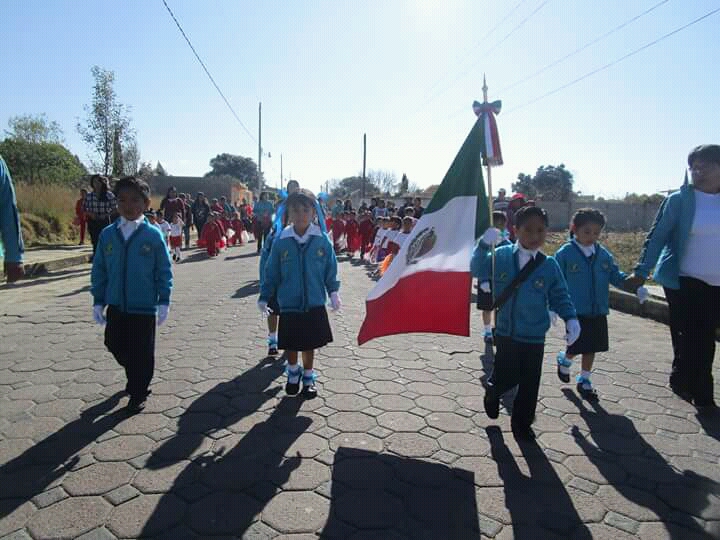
[
  {"x1": 567, "y1": 315, "x2": 609, "y2": 355},
  {"x1": 476, "y1": 290, "x2": 494, "y2": 311},
  {"x1": 278, "y1": 306, "x2": 333, "y2": 351}
]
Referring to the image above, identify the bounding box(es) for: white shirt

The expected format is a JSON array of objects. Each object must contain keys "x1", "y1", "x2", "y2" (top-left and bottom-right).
[
  {"x1": 280, "y1": 223, "x2": 322, "y2": 244},
  {"x1": 157, "y1": 220, "x2": 171, "y2": 239},
  {"x1": 517, "y1": 244, "x2": 540, "y2": 270},
  {"x1": 170, "y1": 221, "x2": 184, "y2": 237},
  {"x1": 572, "y1": 239, "x2": 595, "y2": 258},
  {"x1": 680, "y1": 190, "x2": 720, "y2": 285},
  {"x1": 118, "y1": 216, "x2": 145, "y2": 241}
]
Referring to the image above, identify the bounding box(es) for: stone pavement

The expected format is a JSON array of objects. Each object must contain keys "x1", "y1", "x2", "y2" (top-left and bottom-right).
[{"x1": 1, "y1": 242, "x2": 720, "y2": 539}]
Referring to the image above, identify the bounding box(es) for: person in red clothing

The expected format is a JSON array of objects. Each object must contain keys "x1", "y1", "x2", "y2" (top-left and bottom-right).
[
  {"x1": 358, "y1": 210, "x2": 375, "y2": 260},
  {"x1": 211, "y1": 198, "x2": 224, "y2": 214},
  {"x1": 331, "y1": 212, "x2": 346, "y2": 254},
  {"x1": 74, "y1": 188, "x2": 88, "y2": 245},
  {"x1": 159, "y1": 187, "x2": 186, "y2": 223},
  {"x1": 201, "y1": 214, "x2": 223, "y2": 257},
  {"x1": 228, "y1": 212, "x2": 245, "y2": 246},
  {"x1": 345, "y1": 210, "x2": 361, "y2": 259}
]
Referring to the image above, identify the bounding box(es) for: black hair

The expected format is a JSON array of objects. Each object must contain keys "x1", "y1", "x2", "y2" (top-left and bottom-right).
[
  {"x1": 287, "y1": 189, "x2": 317, "y2": 209},
  {"x1": 514, "y1": 205, "x2": 548, "y2": 227},
  {"x1": 114, "y1": 176, "x2": 151, "y2": 202},
  {"x1": 492, "y1": 210, "x2": 507, "y2": 225},
  {"x1": 91, "y1": 174, "x2": 110, "y2": 201},
  {"x1": 287, "y1": 179, "x2": 300, "y2": 190},
  {"x1": 571, "y1": 208, "x2": 605, "y2": 238},
  {"x1": 390, "y1": 216, "x2": 402, "y2": 228},
  {"x1": 688, "y1": 144, "x2": 720, "y2": 167}
]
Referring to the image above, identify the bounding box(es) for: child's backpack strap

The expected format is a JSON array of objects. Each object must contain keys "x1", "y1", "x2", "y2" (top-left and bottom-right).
[{"x1": 491, "y1": 253, "x2": 547, "y2": 311}]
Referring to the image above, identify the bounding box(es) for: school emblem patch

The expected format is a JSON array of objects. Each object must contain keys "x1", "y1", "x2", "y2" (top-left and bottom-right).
[
  {"x1": 569, "y1": 263, "x2": 580, "y2": 273},
  {"x1": 104, "y1": 243, "x2": 113, "y2": 256},
  {"x1": 281, "y1": 250, "x2": 289, "y2": 261},
  {"x1": 406, "y1": 227, "x2": 437, "y2": 265},
  {"x1": 140, "y1": 243, "x2": 152, "y2": 255},
  {"x1": 533, "y1": 278, "x2": 545, "y2": 289},
  {"x1": 602, "y1": 262, "x2": 610, "y2": 270},
  {"x1": 499, "y1": 272, "x2": 509, "y2": 281},
  {"x1": 317, "y1": 248, "x2": 325, "y2": 258}
]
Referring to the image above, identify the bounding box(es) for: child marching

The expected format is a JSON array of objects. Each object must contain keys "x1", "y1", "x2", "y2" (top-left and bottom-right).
[
  {"x1": 472, "y1": 206, "x2": 579, "y2": 440},
  {"x1": 91, "y1": 176, "x2": 172, "y2": 413},
  {"x1": 259, "y1": 189, "x2": 340, "y2": 398},
  {"x1": 553, "y1": 208, "x2": 646, "y2": 400},
  {"x1": 169, "y1": 212, "x2": 184, "y2": 262}
]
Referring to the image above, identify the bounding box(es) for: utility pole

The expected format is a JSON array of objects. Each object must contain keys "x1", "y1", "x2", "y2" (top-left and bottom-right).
[
  {"x1": 258, "y1": 102, "x2": 262, "y2": 192},
  {"x1": 280, "y1": 153, "x2": 284, "y2": 191},
  {"x1": 362, "y1": 133, "x2": 367, "y2": 200}
]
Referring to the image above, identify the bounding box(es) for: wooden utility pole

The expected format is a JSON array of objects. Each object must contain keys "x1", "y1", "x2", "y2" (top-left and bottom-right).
[
  {"x1": 280, "y1": 153, "x2": 284, "y2": 191},
  {"x1": 258, "y1": 102, "x2": 262, "y2": 191},
  {"x1": 362, "y1": 133, "x2": 367, "y2": 200}
]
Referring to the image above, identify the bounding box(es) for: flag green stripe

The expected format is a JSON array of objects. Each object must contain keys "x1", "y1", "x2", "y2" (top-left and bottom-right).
[{"x1": 423, "y1": 117, "x2": 490, "y2": 239}]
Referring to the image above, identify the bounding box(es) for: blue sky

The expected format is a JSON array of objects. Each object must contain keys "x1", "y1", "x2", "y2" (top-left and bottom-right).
[{"x1": 2, "y1": 0, "x2": 719, "y2": 198}]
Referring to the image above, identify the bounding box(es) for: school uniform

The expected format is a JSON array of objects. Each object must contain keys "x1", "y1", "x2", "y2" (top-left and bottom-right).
[
  {"x1": 474, "y1": 236, "x2": 512, "y2": 310},
  {"x1": 91, "y1": 217, "x2": 172, "y2": 400},
  {"x1": 554, "y1": 240, "x2": 626, "y2": 355},
  {"x1": 472, "y1": 241, "x2": 577, "y2": 431},
  {"x1": 260, "y1": 224, "x2": 339, "y2": 351}
]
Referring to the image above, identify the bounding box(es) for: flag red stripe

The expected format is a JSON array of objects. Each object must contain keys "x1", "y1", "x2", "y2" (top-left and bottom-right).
[{"x1": 357, "y1": 271, "x2": 471, "y2": 345}]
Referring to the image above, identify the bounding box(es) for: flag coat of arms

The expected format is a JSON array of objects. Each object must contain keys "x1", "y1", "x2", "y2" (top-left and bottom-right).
[{"x1": 357, "y1": 118, "x2": 490, "y2": 345}]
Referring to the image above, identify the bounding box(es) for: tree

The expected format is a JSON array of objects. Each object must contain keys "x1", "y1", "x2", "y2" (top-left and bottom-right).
[
  {"x1": 329, "y1": 176, "x2": 381, "y2": 199},
  {"x1": 367, "y1": 169, "x2": 397, "y2": 196},
  {"x1": 512, "y1": 164, "x2": 574, "y2": 201},
  {"x1": 77, "y1": 66, "x2": 133, "y2": 175},
  {"x1": 0, "y1": 138, "x2": 86, "y2": 185},
  {"x1": 154, "y1": 162, "x2": 168, "y2": 176},
  {"x1": 112, "y1": 128, "x2": 124, "y2": 177},
  {"x1": 123, "y1": 138, "x2": 140, "y2": 176},
  {"x1": 6, "y1": 114, "x2": 63, "y2": 144},
  {"x1": 205, "y1": 153, "x2": 260, "y2": 191},
  {"x1": 398, "y1": 173, "x2": 409, "y2": 195},
  {"x1": 137, "y1": 161, "x2": 154, "y2": 180},
  {"x1": 623, "y1": 192, "x2": 665, "y2": 205}
]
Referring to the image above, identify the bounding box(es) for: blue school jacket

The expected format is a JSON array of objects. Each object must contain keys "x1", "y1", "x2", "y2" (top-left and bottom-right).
[
  {"x1": 471, "y1": 242, "x2": 577, "y2": 344},
  {"x1": 634, "y1": 181, "x2": 696, "y2": 290},
  {"x1": 0, "y1": 156, "x2": 24, "y2": 263},
  {"x1": 91, "y1": 219, "x2": 173, "y2": 315},
  {"x1": 554, "y1": 241, "x2": 626, "y2": 317},
  {"x1": 260, "y1": 224, "x2": 339, "y2": 313}
]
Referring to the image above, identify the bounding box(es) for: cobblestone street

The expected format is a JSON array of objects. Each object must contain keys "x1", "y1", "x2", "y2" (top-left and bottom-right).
[{"x1": 1, "y1": 243, "x2": 719, "y2": 539}]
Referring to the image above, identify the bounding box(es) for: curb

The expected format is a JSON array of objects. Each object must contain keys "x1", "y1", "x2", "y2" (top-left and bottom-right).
[{"x1": 22, "y1": 253, "x2": 91, "y2": 278}]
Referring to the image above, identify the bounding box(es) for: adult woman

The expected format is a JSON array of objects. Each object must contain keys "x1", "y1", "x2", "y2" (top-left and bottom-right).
[
  {"x1": 191, "y1": 192, "x2": 211, "y2": 238},
  {"x1": 159, "y1": 186, "x2": 185, "y2": 223},
  {"x1": 629, "y1": 144, "x2": 720, "y2": 411},
  {"x1": 83, "y1": 175, "x2": 117, "y2": 257}
]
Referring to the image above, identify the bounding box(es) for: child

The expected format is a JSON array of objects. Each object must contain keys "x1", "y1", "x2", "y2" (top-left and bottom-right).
[
  {"x1": 379, "y1": 216, "x2": 415, "y2": 275},
  {"x1": 201, "y1": 214, "x2": 223, "y2": 257},
  {"x1": 91, "y1": 176, "x2": 172, "y2": 413},
  {"x1": 229, "y1": 212, "x2": 245, "y2": 246},
  {"x1": 259, "y1": 189, "x2": 340, "y2": 397},
  {"x1": 472, "y1": 206, "x2": 579, "y2": 440},
  {"x1": 345, "y1": 211, "x2": 361, "y2": 259},
  {"x1": 553, "y1": 208, "x2": 643, "y2": 400},
  {"x1": 368, "y1": 217, "x2": 389, "y2": 263},
  {"x1": 169, "y1": 212, "x2": 184, "y2": 262},
  {"x1": 377, "y1": 216, "x2": 401, "y2": 263},
  {"x1": 477, "y1": 211, "x2": 513, "y2": 345},
  {"x1": 359, "y1": 211, "x2": 375, "y2": 260},
  {"x1": 332, "y1": 212, "x2": 346, "y2": 254},
  {"x1": 74, "y1": 188, "x2": 88, "y2": 245},
  {"x1": 155, "y1": 210, "x2": 171, "y2": 246}
]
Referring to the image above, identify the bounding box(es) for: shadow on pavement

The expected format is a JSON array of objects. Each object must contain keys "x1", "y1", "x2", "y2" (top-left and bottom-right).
[
  {"x1": 0, "y1": 392, "x2": 126, "y2": 520},
  {"x1": 139, "y1": 356, "x2": 314, "y2": 537},
  {"x1": 486, "y1": 425, "x2": 592, "y2": 538},
  {"x1": 232, "y1": 280, "x2": 260, "y2": 299},
  {"x1": 225, "y1": 251, "x2": 260, "y2": 261},
  {"x1": 0, "y1": 267, "x2": 90, "y2": 291},
  {"x1": 320, "y1": 447, "x2": 480, "y2": 539},
  {"x1": 563, "y1": 388, "x2": 717, "y2": 539}
]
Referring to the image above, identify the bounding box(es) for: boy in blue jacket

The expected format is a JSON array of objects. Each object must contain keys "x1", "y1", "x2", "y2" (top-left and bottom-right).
[
  {"x1": 259, "y1": 189, "x2": 340, "y2": 398},
  {"x1": 554, "y1": 209, "x2": 646, "y2": 400},
  {"x1": 472, "y1": 206, "x2": 579, "y2": 440},
  {"x1": 91, "y1": 177, "x2": 173, "y2": 413}
]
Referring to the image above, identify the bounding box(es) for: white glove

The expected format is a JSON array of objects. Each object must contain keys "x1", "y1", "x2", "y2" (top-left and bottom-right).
[
  {"x1": 636, "y1": 286, "x2": 649, "y2": 304},
  {"x1": 479, "y1": 281, "x2": 491, "y2": 294},
  {"x1": 257, "y1": 300, "x2": 272, "y2": 318},
  {"x1": 92, "y1": 305, "x2": 106, "y2": 325},
  {"x1": 565, "y1": 318, "x2": 581, "y2": 347},
  {"x1": 330, "y1": 292, "x2": 342, "y2": 311},
  {"x1": 157, "y1": 304, "x2": 170, "y2": 326},
  {"x1": 549, "y1": 311, "x2": 559, "y2": 326},
  {"x1": 480, "y1": 227, "x2": 501, "y2": 246}
]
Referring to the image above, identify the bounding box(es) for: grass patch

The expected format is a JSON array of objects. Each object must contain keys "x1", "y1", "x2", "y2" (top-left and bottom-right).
[
  {"x1": 15, "y1": 183, "x2": 80, "y2": 245},
  {"x1": 545, "y1": 231, "x2": 646, "y2": 275}
]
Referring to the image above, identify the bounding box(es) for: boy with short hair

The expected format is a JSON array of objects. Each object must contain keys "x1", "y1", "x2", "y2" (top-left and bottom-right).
[{"x1": 91, "y1": 176, "x2": 173, "y2": 413}]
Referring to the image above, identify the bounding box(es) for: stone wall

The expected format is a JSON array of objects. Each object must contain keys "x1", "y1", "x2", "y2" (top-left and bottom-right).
[{"x1": 538, "y1": 200, "x2": 662, "y2": 231}]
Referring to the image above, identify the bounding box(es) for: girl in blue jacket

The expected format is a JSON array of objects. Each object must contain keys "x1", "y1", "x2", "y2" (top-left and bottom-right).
[
  {"x1": 259, "y1": 189, "x2": 340, "y2": 398},
  {"x1": 554, "y1": 209, "x2": 637, "y2": 401},
  {"x1": 472, "y1": 206, "x2": 579, "y2": 440}
]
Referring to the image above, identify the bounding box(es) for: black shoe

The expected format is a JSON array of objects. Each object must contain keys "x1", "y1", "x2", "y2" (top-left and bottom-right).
[
  {"x1": 484, "y1": 389, "x2": 500, "y2": 420},
  {"x1": 576, "y1": 381, "x2": 599, "y2": 401},
  {"x1": 268, "y1": 344, "x2": 279, "y2": 356},
  {"x1": 483, "y1": 333, "x2": 494, "y2": 346},
  {"x1": 126, "y1": 396, "x2": 146, "y2": 414},
  {"x1": 302, "y1": 382, "x2": 318, "y2": 399},
  {"x1": 285, "y1": 381, "x2": 300, "y2": 396},
  {"x1": 512, "y1": 425, "x2": 536, "y2": 441}
]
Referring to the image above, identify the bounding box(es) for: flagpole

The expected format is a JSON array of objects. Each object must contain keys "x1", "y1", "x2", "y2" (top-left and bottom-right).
[{"x1": 481, "y1": 76, "x2": 496, "y2": 306}]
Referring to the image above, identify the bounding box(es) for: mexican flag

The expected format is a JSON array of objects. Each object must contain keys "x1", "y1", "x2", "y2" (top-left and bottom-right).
[{"x1": 357, "y1": 118, "x2": 490, "y2": 345}]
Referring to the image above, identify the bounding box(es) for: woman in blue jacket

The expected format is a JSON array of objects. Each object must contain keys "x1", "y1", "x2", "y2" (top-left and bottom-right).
[
  {"x1": 259, "y1": 189, "x2": 340, "y2": 398},
  {"x1": 628, "y1": 145, "x2": 720, "y2": 411}
]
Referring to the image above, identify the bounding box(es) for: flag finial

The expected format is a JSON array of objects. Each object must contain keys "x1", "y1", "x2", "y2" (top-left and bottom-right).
[{"x1": 482, "y1": 74, "x2": 488, "y2": 103}]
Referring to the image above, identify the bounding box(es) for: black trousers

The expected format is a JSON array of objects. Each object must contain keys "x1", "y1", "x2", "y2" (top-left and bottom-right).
[
  {"x1": 665, "y1": 277, "x2": 720, "y2": 405},
  {"x1": 88, "y1": 218, "x2": 111, "y2": 255},
  {"x1": 104, "y1": 306, "x2": 156, "y2": 399},
  {"x1": 488, "y1": 336, "x2": 545, "y2": 429},
  {"x1": 183, "y1": 225, "x2": 191, "y2": 248}
]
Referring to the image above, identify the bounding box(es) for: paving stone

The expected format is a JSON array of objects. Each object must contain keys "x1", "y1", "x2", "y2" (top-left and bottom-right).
[
  {"x1": 31, "y1": 486, "x2": 68, "y2": 508},
  {"x1": 262, "y1": 491, "x2": 330, "y2": 533},
  {"x1": 27, "y1": 496, "x2": 111, "y2": 539},
  {"x1": 426, "y1": 412, "x2": 474, "y2": 432},
  {"x1": 386, "y1": 433, "x2": 439, "y2": 458},
  {"x1": 327, "y1": 412, "x2": 376, "y2": 432},
  {"x1": 104, "y1": 484, "x2": 140, "y2": 506},
  {"x1": 0, "y1": 500, "x2": 36, "y2": 537},
  {"x1": 108, "y1": 493, "x2": 186, "y2": 537},
  {"x1": 62, "y1": 462, "x2": 136, "y2": 496},
  {"x1": 93, "y1": 434, "x2": 155, "y2": 461},
  {"x1": 75, "y1": 527, "x2": 118, "y2": 540},
  {"x1": 132, "y1": 460, "x2": 199, "y2": 493},
  {"x1": 377, "y1": 411, "x2": 426, "y2": 431}
]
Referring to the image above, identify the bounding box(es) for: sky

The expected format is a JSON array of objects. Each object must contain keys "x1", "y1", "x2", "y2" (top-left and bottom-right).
[{"x1": 2, "y1": 0, "x2": 719, "y2": 198}]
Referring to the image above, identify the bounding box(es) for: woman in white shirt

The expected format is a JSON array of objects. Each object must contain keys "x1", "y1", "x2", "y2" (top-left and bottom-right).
[{"x1": 630, "y1": 145, "x2": 720, "y2": 411}]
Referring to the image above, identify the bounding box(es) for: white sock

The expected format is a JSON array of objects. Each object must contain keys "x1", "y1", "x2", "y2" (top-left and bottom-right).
[
  {"x1": 269, "y1": 331, "x2": 278, "y2": 341},
  {"x1": 580, "y1": 370, "x2": 591, "y2": 380},
  {"x1": 303, "y1": 368, "x2": 314, "y2": 379},
  {"x1": 287, "y1": 363, "x2": 300, "y2": 373},
  {"x1": 484, "y1": 324, "x2": 493, "y2": 333}
]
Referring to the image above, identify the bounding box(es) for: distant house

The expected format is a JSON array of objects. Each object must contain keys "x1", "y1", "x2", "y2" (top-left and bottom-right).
[{"x1": 148, "y1": 175, "x2": 252, "y2": 204}]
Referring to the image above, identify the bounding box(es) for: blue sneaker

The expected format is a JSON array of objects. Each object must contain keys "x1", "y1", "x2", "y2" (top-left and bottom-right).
[
  {"x1": 285, "y1": 365, "x2": 302, "y2": 396},
  {"x1": 556, "y1": 352, "x2": 572, "y2": 383},
  {"x1": 576, "y1": 376, "x2": 598, "y2": 401}
]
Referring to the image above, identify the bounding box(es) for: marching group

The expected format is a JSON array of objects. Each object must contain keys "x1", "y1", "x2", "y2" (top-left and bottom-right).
[{"x1": 1, "y1": 146, "x2": 718, "y2": 440}]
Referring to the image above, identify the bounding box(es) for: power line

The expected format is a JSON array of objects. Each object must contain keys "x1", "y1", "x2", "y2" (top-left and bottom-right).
[
  {"x1": 506, "y1": 6, "x2": 720, "y2": 115},
  {"x1": 161, "y1": 0, "x2": 257, "y2": 143},
  {"x1": 498, "y1": 0, "x2": 670, "y2": 94}
]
